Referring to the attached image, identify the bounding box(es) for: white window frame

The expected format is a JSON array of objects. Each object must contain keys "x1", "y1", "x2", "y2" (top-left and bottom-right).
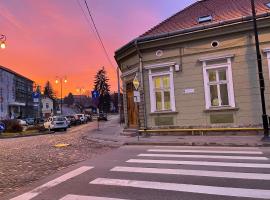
[
  {"x1": 202, "y1": 58, "x2": 235, "y2": 109},
  {"x1": 148, "y1": 66, "x2": 176, "y2": 113},
  {"x1": 264, "y1": 48, "x2": 270, "y2": 81}
]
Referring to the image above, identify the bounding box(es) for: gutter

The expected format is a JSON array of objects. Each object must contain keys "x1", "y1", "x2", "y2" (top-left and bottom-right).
[{"x1": 115, "y1": 13, "x2": 270, "y2": 57}]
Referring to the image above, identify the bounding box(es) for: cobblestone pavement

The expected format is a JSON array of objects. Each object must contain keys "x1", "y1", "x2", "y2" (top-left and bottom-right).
[{"x1": 0, "y1": 121, "x2": 118, "y2": 197}]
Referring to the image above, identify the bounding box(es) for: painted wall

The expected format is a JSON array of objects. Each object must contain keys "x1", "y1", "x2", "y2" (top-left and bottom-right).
[
  {"x1": 0, "y1": 69, "x2": 15, "y2": 120},
  {"x1": 119, "y1": 19, "x2": 270, "y2": 129}
]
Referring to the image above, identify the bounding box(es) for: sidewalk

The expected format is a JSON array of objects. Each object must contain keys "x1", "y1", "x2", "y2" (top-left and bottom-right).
[{"x1": 86, "y1": 116, "x2": 270, "y2": 147}]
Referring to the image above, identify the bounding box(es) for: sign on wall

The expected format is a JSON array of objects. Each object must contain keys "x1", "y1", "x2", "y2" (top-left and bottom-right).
[
  {"x1": 184, "y1": 88, "x2": 195, "y2": 94},
  {"x1": 133, "y1": 91, "x2": 140, "y2": 103}
]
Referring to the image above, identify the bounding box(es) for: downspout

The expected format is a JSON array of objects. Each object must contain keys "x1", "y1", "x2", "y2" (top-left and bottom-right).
[{"x1": 134, "y1": 40, "x2": 147, "y2": 130}]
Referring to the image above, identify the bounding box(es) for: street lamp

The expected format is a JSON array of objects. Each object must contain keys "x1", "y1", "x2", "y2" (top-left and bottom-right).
[
  {"x1": 0, "y1": 34, "x2": 7, "y2": 49},
  {"x1": 55, "y1": 76, "x2": 67, "y2": 115},
  {"x1": 76, "y1": 87, "x2": 85, "y2": 111}
]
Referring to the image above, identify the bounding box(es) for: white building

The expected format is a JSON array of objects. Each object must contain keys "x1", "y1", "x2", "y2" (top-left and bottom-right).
[{"x1": 41, "y1": 97, "x2": 53, "y2": 118}]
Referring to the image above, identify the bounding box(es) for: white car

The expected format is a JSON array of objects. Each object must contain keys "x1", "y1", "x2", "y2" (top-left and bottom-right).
[
  {"x1": 17, "y1": 119, "x2": 27, "y2": 126},
  {"x1": 44, "y1": 116, "x2": 68, "y2": 131},
  {"x1": 74, "y1": 114, "x2": 86, "y2": 124}
]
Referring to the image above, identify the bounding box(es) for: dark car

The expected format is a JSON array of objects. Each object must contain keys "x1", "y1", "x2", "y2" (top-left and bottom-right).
[
  {"x1": 66, "y1": 115, "x2": 77, "y2": 126},
  {"x1": 98, "y1": 112, "x2": 108, "y2": 121}
]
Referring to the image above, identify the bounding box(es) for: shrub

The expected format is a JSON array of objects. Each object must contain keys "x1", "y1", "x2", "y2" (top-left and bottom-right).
[
  {"x1": 26, "y1": 124, "x2": 45, "y2": 132},
  {"x1": 2, "y1": 120, "x2": 23, "y2": 133}
]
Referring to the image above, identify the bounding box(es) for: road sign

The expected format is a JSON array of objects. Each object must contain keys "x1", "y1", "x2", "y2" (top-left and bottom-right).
[
  {"x1": 0, "y1": 122, "x2": 5, "y2": 133},
  {"x1": 32, "y1": 92, "x2": 40, "y2": 103},
  {"x1": 92, "y1": 90, "x2": 100, "y2": 107},
  {"x1": 133, "y1": 73, "x2": 140, "y2": 90},
  {"x1": 133, "y1": 91, "x2": 141, "y2": 103},
  {"x1": 92, "y1": 90, "x2": 100, "y2": 99}
]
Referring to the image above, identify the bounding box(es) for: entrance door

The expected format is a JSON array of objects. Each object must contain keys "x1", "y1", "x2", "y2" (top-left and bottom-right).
[{"x1": 126, "y1": 82, "x2": 138, "y2": 128}]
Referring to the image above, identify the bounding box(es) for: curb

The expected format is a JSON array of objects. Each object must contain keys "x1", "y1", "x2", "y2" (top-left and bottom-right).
[{"x1": 124, "y1": 142, "x2": 270, "y2": 147}]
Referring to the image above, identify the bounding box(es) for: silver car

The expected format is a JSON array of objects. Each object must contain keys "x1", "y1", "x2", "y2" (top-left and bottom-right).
[{"x1": 44, "y1": 116, "x2": 68, "y2": 131}]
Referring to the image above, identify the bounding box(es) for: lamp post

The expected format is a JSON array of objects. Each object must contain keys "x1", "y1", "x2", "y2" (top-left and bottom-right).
[
  {"x1": 55, "y1": 76, "x2": 67, "y2": 115},
  {"x1": 76, "y1": 87, "x2": 85, "y2": 111},
  {"x1": 0, "y1": 34, "x2": 7, "y2": 49},
  {"x1": 250, "y1": 0, "x2": 269, "y2": 141}
]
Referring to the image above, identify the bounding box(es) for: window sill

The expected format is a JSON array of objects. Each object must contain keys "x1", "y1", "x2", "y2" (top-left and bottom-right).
[
  {"x1": 204, "y1": 107, "x2": 239, "y2": 112},
  {"x1": 150, "y1": 111, "x2": 178, "y2": 115}
]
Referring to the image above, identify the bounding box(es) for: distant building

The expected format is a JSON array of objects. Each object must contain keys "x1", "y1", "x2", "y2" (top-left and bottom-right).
[
  {"x1": 0, "y1": 65, "x2": 34, "y2": 120},
  {"x1": 41, "y1": 97, "x2": 53, "y2": 118}
]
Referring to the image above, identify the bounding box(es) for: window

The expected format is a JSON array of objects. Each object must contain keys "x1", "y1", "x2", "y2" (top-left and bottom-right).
[
  {"x1": 148, "y1": 67, "x2": 176, "y2": 113},
  {"x1": 198, "y1": 15, "x2": 213, "y2": 23},
  {"x1": 202, "y1": 57, "x2": 235, "y2": 109}
]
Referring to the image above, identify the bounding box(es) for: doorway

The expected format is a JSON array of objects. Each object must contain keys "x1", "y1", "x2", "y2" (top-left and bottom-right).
[{"x1": 126, "y1": 82, "x2": 138, "y2": 128}]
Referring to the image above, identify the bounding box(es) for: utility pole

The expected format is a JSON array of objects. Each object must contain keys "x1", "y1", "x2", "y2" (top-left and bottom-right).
[
  {"x1": 117, "y1": 68, "x2": 122, "y2": 125},
  {"x1": 251, "y1": 0, "x2": 269, "y2": 140}
]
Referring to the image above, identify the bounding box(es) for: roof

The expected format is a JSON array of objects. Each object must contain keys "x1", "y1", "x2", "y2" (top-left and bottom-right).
[
  {"x1": 0, "y1": 65, "x2": 33, "y2": 82},
  {"x1": 115, "y1": 0, "x2": 270, "y2": 57},
  {"x1": 141, "y1": 0, "x2": 270, "y2": 37}
]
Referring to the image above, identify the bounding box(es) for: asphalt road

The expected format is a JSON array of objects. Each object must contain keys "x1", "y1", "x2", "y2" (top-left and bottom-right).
[{"x1": 6, "y1": 146, "x2": 270, "y2": 200}]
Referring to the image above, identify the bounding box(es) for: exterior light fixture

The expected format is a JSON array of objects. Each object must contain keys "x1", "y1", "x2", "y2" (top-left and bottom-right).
[{"x1": 0, "y1": 34, "x2": 7, "y2": 49}]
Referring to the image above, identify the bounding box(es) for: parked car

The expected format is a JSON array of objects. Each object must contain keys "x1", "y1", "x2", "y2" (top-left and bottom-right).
[
  {"x1": 85, "y1": 114, "x2": 92, "y2": 122},
  {"x1": 74, "y1": 114, "x2": 87, "y2": 124},
  {"x1": 43, "y1": 116, "x2": 68, "y2": 131},
  {"x1": 65, "y1": 115, "x2": 77, "y2": 126},
  {"x1": 24, "y1": 118, "x2": 35, "y2": 125},
  {"x1": 17, "y1": 119, "x2": 27, "y2": 126},
  {"x1": 65, "y1": 117, "x2": 71, "y2": 128},
  {"x1": 98, "y1": 112, "x2": 108, "y2": 121}
]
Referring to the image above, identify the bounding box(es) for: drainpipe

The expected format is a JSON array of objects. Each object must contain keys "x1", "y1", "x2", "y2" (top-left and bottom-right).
[{"x1": 134, "y1": 40, "x2": 147, "y2": 130}]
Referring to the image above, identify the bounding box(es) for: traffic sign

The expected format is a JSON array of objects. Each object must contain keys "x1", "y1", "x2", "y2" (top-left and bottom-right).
[
  {"x1": 92, "y1": 90, "x2": 100, "y2": 99},
  {"x1": 133, "y1": 73, "x2": 140, "y2": 90},
  {"x1": 0, "y1": 122, "x2": 5, "y2": 133}
]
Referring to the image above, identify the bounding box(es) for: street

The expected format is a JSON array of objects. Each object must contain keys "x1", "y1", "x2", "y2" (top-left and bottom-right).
[
  {"x1": 6, "y1": 145, "x2": 270, "y2": 200},
  {"x1": 0, "y1": 116, "x2": 120, "y2": 198}
]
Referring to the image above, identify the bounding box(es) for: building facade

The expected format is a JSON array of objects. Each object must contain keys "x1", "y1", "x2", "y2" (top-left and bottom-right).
[
  {"x1": 115, "y1": 0, "x2": 270, "y2": 131},
  {"x1": 41, "y1": 97, "x2": 53, "y2": 118},
  {"x1": 0, "y1": 66, "x2": 34, "y2": 120}
]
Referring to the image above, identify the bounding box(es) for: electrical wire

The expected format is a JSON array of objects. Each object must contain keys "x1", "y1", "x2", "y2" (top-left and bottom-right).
[
  {"x1": 83, "y1": 0, "x2": 115, "y2": 68},
  {"x1": 76, "y1": 0, "x2": 98, "y2": 41}
]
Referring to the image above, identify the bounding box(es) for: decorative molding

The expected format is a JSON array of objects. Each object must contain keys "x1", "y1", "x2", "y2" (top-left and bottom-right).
[
  {"x1": 199, "y1": 54, "x2": 235, "y2": 62},
  {"x1": 144, "y1": 62, "x2": 176, "y2": 70},
  {"x1": 121, "y1": 67, "x2": 138, "y2": 78}
]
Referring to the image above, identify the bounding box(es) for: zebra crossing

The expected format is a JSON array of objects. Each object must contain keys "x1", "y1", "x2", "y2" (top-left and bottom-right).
[{"x1": 10, "y1": 146, "x2": 270, "y2": 200}]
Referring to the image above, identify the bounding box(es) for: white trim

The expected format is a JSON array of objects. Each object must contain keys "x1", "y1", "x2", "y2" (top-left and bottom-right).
[
  {"x1": 263, "y1": 48, "x2": 270, "y2": 53},
  {"x1": 263, "y1": 48, "x2": 270, "y2": 82},
  {"x1": 121, "y1": 67, "x2": 138, "y2": 78},
  {"x1": 202, "y1": 58, "x2": 235, "y2": 109},
  {"x1": 199, "y1": 54, "x2": 234, "y2": 62},
  {"x1": 148, "y1": 66, "x2": 176, "y2": 113},
  {"x1": 144, "y1": 62, "x2": 176, "y2": 70}
]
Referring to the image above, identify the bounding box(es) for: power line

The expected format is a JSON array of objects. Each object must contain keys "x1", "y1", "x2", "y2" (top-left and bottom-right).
[
  {"x1": 76, "y1": 0, "x2": 98, "y2": 40},
  {"x1": 83, "y1": 0, "x2": 115, "y2": 68}
]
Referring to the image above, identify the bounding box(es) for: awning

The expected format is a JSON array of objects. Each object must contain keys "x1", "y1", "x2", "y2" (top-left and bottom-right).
[{"x1": 9, "y1": 102, "x2": 26, "y2": 106}]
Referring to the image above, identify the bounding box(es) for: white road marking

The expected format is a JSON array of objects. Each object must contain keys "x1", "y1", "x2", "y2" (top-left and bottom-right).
[
  {"x1": 154, "y1": 146, "x2": 260, "y2": 150},
  {"x1": 127, "y1": 159, "x2": 270, "y2": 168},
  {"x1": 138, "y1": 153, "x2": 268, "y2": 160},
  {"x1": 90, "y1": 178, "x2": 270, "y2": 199},
  {"x1": 148, "y1": 149, "x2": 263, "y2": 154},
  {"x1": 10, "y1": 166, "x2": 93, "y2": 200},
  {"x1": 111, "y1": 166, "x2": 270, "y2": 180},
  {"x1": 60, "y1": 194, "x2": 128, "y2": 200}
]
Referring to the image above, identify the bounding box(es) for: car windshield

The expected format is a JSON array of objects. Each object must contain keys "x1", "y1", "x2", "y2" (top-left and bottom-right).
[{"x1": 53, "y1": 117, "x2": 65, "y2": 121}]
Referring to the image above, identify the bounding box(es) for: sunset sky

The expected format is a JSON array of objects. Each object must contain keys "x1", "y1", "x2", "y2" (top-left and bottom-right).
[{"x1": 0, "y1": 0, "x2": 196, "y2": 97}]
